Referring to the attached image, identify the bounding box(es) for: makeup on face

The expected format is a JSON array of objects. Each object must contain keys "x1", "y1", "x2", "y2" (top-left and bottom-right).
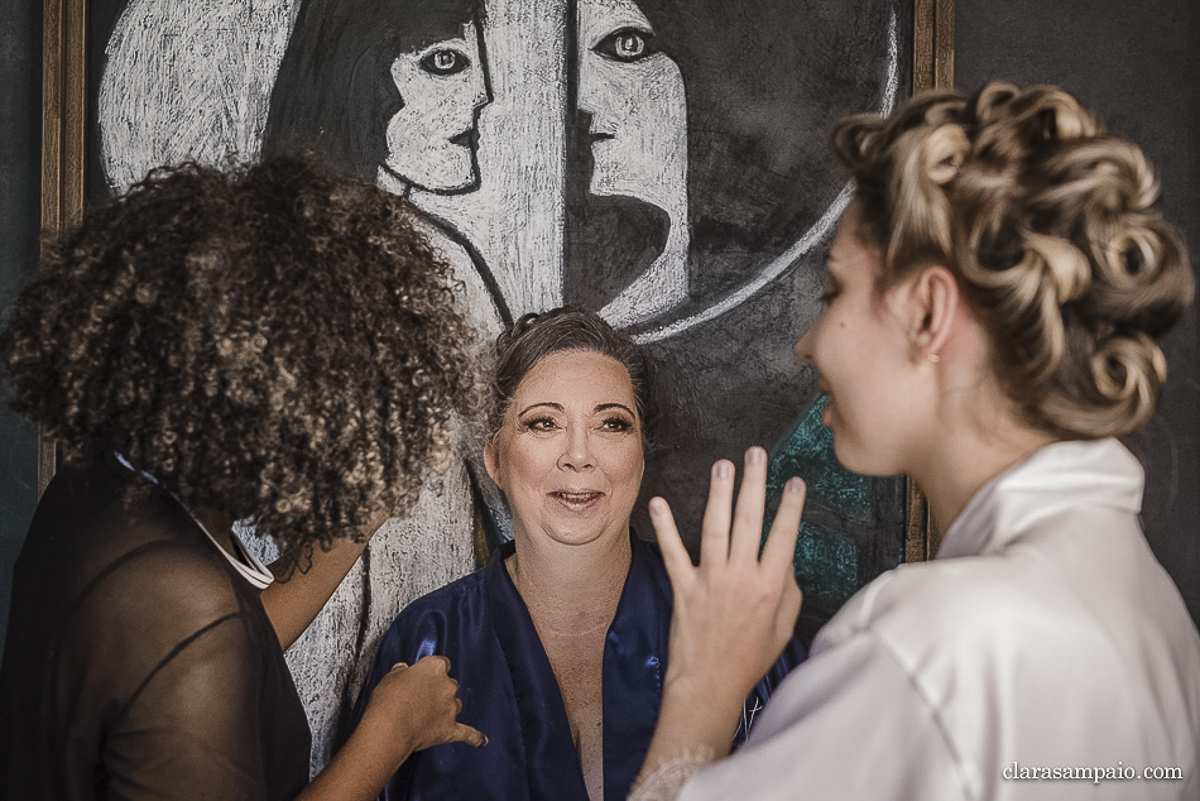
[
  {"x1": 795, "y1": 206, "x2": 917, "y2": 476},
  {"x1": 487, "y1": 349, "x2": 645, "y2": 549}
]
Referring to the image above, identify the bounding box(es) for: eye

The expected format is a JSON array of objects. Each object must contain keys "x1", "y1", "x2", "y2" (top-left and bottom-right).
[
  {"x1": 818, "y1": 278, "x2": 841, "y2": 307},
  {"x1": 420, "y1": 49, "x2": 470, "y2": 76},
  {"x1": 522, "y1": 416, "x2": 559, "y2": 433},
  {"x1": 594, "y1": 28, "x2": 657, "y2": 62},
  {"x1": 599, "y1": 416, "x2": 634, "y2": 433}
]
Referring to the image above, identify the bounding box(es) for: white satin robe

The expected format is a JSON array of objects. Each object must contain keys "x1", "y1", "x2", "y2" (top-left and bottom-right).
[{"x1": 680, "y1": 439, "x2": 1200, "y2": 800}]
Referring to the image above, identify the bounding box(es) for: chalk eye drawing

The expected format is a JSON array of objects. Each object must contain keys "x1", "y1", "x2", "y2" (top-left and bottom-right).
[
  {"x1": 379, "y1": 20, "x2": 491, "y2": 195},
  {"x1": 575, "y1": 0, "x2": 689, "y2": 326},
  {"x1": 89, "y1": 0, "x2": 911, "y2": 772},
  {"x1": 264, "y1": 0, "x2": 511, "y2": 336}
]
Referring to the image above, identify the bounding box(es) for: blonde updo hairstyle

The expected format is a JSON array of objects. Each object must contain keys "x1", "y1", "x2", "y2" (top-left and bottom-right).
[{"x1": 832, "y1": 80, "x2": 1193, "y2": 438}]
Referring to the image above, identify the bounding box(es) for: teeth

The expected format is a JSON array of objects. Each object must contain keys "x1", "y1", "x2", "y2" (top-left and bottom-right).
[{"x1": 558, "y1": 492, "x2": 598, "y2": 502}]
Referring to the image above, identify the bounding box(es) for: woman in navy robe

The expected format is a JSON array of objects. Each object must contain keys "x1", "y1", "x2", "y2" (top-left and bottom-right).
[{"x1": 352, "y1": 307, "x2": 804, "y2": 801}]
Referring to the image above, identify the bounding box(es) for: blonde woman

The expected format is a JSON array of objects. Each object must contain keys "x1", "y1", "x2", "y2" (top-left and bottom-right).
[{"x1": 635, "y1": 81, "x2": 1200, "y2": 800}]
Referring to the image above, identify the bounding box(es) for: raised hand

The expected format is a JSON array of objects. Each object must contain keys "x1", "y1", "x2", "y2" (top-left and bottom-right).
[{"x1": 634, "y1": 447, "x2": 804, "y2": 789}]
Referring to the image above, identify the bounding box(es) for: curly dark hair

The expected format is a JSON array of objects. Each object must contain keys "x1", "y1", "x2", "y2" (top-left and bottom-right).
[
  {"x1": 831, "y1": 81, "x2": 1193, "y2": 438},
  {"x1": 0, "y1": 156, "x2": 479, "y2": 554}
]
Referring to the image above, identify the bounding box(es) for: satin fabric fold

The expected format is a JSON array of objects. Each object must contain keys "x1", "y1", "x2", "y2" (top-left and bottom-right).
[{"x1": 354, "y1": 531, "x2": 804, "y2": 801}]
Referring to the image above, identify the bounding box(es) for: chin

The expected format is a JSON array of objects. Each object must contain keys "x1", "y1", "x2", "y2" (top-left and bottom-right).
[
  {"x1": 390, "y1": 152, "x2": 475, "y2": 193},
  {"x1": 831, "y1": 438, "x2": 870, "y2": 475},
  {"x1": 833, "y1": 442, "x2": 901, "y2": 478},
  {"x1": 545, "y1": 519, "x2": 626, "y2": 548}
]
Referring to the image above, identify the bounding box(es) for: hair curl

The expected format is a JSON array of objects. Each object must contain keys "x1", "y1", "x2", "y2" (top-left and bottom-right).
[
  {"x1": 487, "y1": 306, "x2": 658, "y2": 448},
  {"x1": 0, "y1": 156, "x2": 479, "y2": 554},
  {"x1": 831, "y1": 81, "x2": 1193, "y2": 438}
]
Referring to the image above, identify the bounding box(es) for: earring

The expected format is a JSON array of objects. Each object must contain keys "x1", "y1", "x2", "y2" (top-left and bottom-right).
[{"x1": 927, "y1": 353, "x2": 941, "y2": 364}]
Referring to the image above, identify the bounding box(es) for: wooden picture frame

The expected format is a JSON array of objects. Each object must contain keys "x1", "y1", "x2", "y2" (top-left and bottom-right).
[{"x1": 39, "y1": 0, "x2": 954, "y2": 563}]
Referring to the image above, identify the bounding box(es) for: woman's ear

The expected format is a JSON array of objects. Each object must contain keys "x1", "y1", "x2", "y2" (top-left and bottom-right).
[
  {"x1": 483, "y1": 440, "x2": 503, "y2": 488},
  {"x1": 908, "y1": 265, "x2": 961, "y2": 361}
]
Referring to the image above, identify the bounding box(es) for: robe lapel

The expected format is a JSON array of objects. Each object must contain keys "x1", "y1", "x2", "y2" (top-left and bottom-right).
[
  {"x1": 487, "y1": 541, "x2": 590, "y2": 800},
  {"x1": 601, "y1": 535, "x2": 672, "y2": 801}
]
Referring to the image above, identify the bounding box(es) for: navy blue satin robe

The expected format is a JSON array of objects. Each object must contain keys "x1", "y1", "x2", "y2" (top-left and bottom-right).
[{"x1": 355, "y1": 533, "x2": 805, "y2": 801}]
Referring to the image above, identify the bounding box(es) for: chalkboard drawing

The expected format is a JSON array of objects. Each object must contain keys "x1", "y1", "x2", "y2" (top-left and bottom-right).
[
  {"x1": 264, "y1": 0, "x2": 511, "y2": 337},
  {"x1": 378, "y1": 15, "x2": 491, "y2": 195},
  {"x1": 576, "y1": 0, "x2": 688, "y2": 327},
  {"x1": 93, "y1": 0, "x2": 908, "y2": 774},
  {"x1": 96, "y1": 0, "x2": 294, "y2": 192}
]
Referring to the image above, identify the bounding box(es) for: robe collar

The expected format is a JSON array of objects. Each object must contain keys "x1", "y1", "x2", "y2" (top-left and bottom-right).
[
  {"x1": 485, "y1": 531, "x2": 671, "y2": 801},
  {"x1": 938, "y1": 438, "x2": 1144, "y2": 560}
]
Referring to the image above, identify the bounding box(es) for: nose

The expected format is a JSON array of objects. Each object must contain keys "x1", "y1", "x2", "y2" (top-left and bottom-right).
[
  {"x1": 558, "y1": 424, "x2": 595, "y2": 471},
  {"x1": 474, "y1": 58, "x2": 492, "y2": 110}
]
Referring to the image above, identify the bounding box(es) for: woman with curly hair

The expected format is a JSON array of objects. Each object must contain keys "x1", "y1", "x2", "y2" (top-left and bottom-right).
[
  {"x1": 628, "y1": 81, "x2": 1200, "y2": 799},
  {"x1": 0, "y1": 156, "x2": 487, "y2": 800}
]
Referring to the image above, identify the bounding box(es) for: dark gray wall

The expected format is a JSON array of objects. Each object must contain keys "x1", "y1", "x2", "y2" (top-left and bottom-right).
[
  {"x1": 956, "y1": 0, "x2": 1200, "y2": 622},
  {"x1": 0, "y1": 0, "x2": 44, "y2": 656}
]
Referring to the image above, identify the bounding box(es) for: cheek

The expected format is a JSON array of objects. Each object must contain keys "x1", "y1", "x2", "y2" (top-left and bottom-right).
[
  {"x1": 439, "y1": 74, "x2": 477, "y2": 122},
  {"x1": 603, "y1": 440, "x2": 645, "y2": 489},
  {"x1": 498, "y1": 441, "x2": 554, "y2": 495}
]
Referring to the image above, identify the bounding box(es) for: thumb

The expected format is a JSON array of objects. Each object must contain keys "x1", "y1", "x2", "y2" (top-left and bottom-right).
[{"x1": 448, "y1": 723, "x2": 488, "y2": 748}]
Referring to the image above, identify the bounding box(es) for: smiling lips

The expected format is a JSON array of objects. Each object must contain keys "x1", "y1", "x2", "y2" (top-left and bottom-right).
[{"x1": 551, "y1": 490, "x2": 605, "y2": 510}]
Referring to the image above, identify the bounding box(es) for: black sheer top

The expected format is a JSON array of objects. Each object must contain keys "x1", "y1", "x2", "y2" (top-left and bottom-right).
[{"x1": 0, "y1": 452, "x2": 310, "y2": 800}]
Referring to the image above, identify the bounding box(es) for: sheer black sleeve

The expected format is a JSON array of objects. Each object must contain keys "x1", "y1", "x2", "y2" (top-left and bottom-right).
[{"x1": 0, "y1": 455, "x2": 310, "y2": 801}]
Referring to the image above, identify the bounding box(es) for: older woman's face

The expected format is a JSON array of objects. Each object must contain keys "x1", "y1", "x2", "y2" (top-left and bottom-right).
[
  {"x1": 485, "y1": 349, "x2": 644, "y2": 549},
  {"x1": 384, "y1": 19, "x2": 490, "y2": 193}
]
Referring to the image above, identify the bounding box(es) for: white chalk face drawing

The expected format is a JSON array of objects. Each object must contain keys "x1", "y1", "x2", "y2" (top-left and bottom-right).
[
  {"x1": 577, "y1": 0, "x2": 689, "y2": 325},
  {"x1": 381, "y1": 21, "x2": 491, "y2": 193},
  {"x1": 93, "y1": 0, "x2": 909, "y2": 776}
]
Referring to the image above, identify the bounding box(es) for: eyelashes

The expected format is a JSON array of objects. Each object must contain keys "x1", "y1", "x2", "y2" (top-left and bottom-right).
[
  {"x1": 818, "y1": 283, "x2": 841, "y2": 306},
  {"x1": 600, "y1": 416, "x2": 633, "y2": 432},
  {"x1": 517, "y1": 415, "x2": 635, "y2": 433}
]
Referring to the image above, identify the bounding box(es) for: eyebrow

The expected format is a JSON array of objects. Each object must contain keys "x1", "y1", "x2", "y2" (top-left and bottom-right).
[
  {"x1": 517, "y1": 402, "x2": 563, "y2": 416},
  {"x1": 596, "y1": 403, "x2": 636, "y2": 417},
  {"x1": 516, "y1": 402, "x2": 637, "y2": 417}
]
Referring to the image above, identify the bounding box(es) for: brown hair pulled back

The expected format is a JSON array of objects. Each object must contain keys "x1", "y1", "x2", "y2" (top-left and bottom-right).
[
  {"x1": 831, "y1": 81, "x2": 1193, "y2": 438},
  {"x1": 487, "y1": 306, "x2": 657, "y2": 448},
  {"x1": 0, "y1": 157, "x2": 478, "y2": 554}
]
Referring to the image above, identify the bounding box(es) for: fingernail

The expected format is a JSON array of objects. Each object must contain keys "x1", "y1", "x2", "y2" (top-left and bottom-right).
[
  {"x1": 786, "y1": 477, "x2": 805, "y2": 493},
  {"x1": 649, "y1": 497, "x2": 668, "y2": 515},
  {"x1": 747, "y1": 446, "x2": 766, "y2": 466},
  {"x1": 714, "y1": 460, "x2": 731, "y2": 479}
]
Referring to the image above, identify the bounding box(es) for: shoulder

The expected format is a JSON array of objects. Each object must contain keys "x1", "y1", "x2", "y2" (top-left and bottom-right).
[
  {"x1": 818, "y1": 555, "x2": 1065, "y2": 671},
  {"x1": 392, "y1": 565, "x2": 490, "y2": 621},
  {"x1": 376, "y1": 567, "x2": 491, "y2": 653}
]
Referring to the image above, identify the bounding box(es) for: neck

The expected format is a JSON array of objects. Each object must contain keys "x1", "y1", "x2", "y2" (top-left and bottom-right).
[
  {"x1": 909, "y1": 411, "x2": 1057, "y2": 536},
  {"x1": 193, "y1": 506, "x2": 240, "y2": 559},
  {"x1": 507, "y1": 529, "x2": 632, "y2": 636}
]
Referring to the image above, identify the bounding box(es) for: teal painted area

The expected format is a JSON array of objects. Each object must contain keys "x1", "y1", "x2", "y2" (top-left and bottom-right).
[
  {"x1": 793, "y1": 520, "x2": 858, "y2": 620},
  {"x1": 766, "y1": 397, "x2": 872, "y2": 524},
  {"x1": 762, "y1": 396, "x2": 875, "y2": 625}
]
